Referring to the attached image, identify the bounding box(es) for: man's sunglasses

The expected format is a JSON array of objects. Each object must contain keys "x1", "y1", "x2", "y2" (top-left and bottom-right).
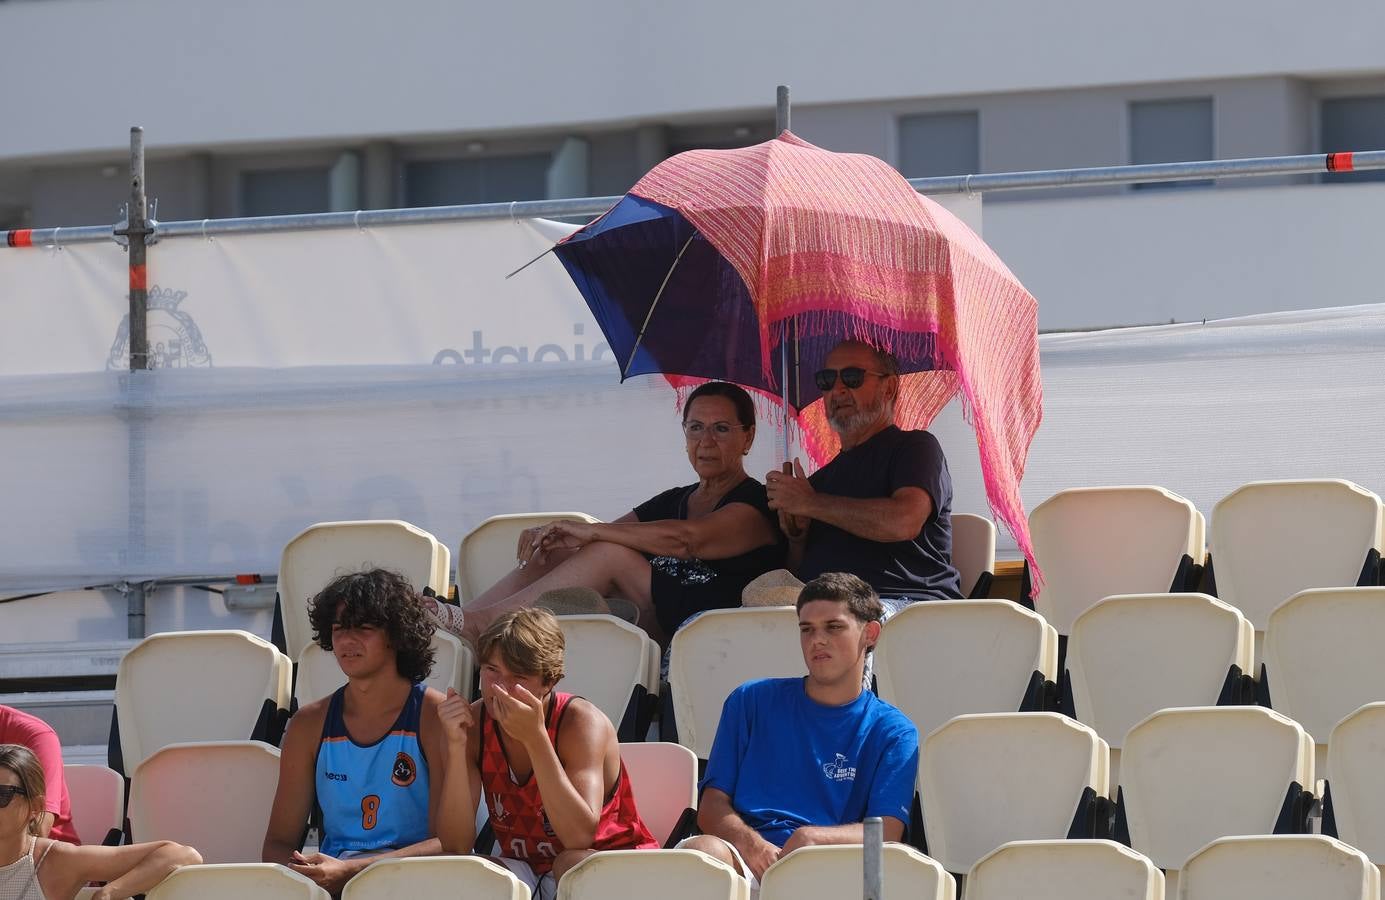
[
  {"x1": 814, "y1": 367, "x2": 891, "y2": 391},
  {"x1": 0, "y1": 785, "x2": 28, "y2": 808}
]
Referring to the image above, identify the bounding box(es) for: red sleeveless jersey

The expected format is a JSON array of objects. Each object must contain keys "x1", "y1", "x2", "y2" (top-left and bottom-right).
[{"x1": 479, "y1": 691, "x2": 657, "y2": 873}]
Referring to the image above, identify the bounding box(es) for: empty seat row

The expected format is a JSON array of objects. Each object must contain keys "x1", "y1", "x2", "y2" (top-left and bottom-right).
[
  {"x1": 969, "y1": 835, "x2": 1379, "y2": 900},
  {"x1": 135, "y1": 836, "x2": 1381, "y2": 900},
  {"x1": 1029, "y1": 478, "x2": 1383, "y2": 638}
]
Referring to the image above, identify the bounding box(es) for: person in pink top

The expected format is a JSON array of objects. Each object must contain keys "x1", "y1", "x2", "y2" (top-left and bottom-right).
[{"x1": 0, "y1": 707, "x2": 77, "y2": 845}]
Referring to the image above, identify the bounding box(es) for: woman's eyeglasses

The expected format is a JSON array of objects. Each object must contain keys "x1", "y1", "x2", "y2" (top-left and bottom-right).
[
  {"x1": 0, "y1": 785, "x2": 28, "y2": 808},
  {"x1": 683, "y1": 421, "x2": 749, "y2": 442},
  {"x1": 814, "y1": 367, "x2": 891, "y2": 391}
]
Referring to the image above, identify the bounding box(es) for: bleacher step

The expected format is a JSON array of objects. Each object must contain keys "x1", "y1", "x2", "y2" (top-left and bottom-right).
[{"x1": 0, "y1": 689, "x2": 114, "y2": 749}]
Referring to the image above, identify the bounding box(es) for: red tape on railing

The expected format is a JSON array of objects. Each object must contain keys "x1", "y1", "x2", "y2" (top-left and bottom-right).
[{"x1": 1327, "y1": 152, "x2": 1356, "y2": 172}]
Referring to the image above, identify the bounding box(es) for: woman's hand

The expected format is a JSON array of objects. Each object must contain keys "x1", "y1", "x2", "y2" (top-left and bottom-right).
[{"x1": 518, "y1": 520, "x2": 597, "y2": 567}]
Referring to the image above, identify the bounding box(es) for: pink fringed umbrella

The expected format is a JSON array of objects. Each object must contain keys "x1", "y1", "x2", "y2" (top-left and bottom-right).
[{"x1": 554, "y1": 132, "x2": 1044, "y2": 585}]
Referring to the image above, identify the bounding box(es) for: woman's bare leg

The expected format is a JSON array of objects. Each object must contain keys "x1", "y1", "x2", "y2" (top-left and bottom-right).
[
  {"x1": 461, "y1": 542, "x2": 657, "y2": 644},
  {"x1": 469, "y1": 545, "x2": 578, "y2": 607}
]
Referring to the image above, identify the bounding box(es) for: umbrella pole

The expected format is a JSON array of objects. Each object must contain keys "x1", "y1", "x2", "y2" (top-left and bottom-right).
[{"x1": 776, "y1": 84, "x2": 793, "y2": 465}]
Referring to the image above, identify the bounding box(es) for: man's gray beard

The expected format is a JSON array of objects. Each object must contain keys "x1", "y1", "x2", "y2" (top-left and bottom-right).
[{"x1": 828, "y1": 399, "x2": 893, "y2": 438}]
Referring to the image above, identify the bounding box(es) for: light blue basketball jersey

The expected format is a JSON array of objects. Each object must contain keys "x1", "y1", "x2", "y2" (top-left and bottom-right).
[{"x1": 314, "y1": 682, "x2": 431, "y2": 857}]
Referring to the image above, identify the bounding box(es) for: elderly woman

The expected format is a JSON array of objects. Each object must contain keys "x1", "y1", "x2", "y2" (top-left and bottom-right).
[
  {"x1": 0, "y1": 743, "x2": 200, "y2": 900},
  {"x1": 446, "y1": 381, "x2": 784, "y2": 645}
]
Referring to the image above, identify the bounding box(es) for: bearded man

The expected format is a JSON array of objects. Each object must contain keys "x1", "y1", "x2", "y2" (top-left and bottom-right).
[{"x1": 765, "y1": 340, "x2": 963, "y2": 612}]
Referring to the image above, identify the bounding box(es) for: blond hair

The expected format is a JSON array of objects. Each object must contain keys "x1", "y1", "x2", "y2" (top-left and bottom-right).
[
  {"x1": 477, "y1": 608, "x2": 566, "y2": 685},
  {"x1": 0, "y1": 744, "x2": 46, "y2": 835}
]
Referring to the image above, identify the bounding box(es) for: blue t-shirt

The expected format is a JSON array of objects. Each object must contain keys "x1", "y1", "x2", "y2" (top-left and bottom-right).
[{"x1": 699, "y1": 677, "x2": 919, "y2": 847}]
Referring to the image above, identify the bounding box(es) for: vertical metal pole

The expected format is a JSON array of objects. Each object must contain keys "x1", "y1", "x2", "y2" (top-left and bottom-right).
[
  {"x1": 775, "y1": 85, "x2": 794, "y2": 465},
  {"x1": 128, "y1": 127, "x2": 149, "y2": 372},
  {"x1": 864, "y1": 816, "x2": 884, "y2": 900},
  {"x1": 124, "y1": 127, "x2": 150, "y2": 639}
]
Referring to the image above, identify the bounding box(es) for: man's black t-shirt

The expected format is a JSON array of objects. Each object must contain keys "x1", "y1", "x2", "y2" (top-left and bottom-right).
[{"x1": 800, "y1": 426, "x2": 963, "y2": 601}]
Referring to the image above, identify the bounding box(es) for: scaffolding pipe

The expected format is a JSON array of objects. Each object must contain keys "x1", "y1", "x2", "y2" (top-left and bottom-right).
[
  {"x1": 3, "y1": 150, "x2": 1382, "y2": 249},
  {"x1": 113, "y1": 127, "x2": 152, "y2": 639}
]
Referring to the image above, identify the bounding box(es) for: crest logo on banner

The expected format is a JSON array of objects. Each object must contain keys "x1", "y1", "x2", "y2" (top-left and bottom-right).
[{"x1": 107, "y1": 285, "x2": 213, "y2": 369}]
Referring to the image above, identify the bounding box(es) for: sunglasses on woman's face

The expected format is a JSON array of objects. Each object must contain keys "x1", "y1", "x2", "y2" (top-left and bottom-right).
[
  {"x1": 0, "y1": 785, "x2": 28, "y2": 808},
  {"x1": 814, "y1": 367, "x2": 891, "y2": 392}
]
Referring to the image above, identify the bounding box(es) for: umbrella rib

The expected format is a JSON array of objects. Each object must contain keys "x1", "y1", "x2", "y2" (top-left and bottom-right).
[{"x1": 624, "y1": 231, "x2": 697, "y2": 377}]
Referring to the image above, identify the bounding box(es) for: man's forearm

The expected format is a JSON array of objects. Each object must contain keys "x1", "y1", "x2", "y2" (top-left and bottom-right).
[
  {"x1": 263, "y1": 838, "x2": 299, "y2": 866},
  {"x1": 358, "y1": 837, "x2": 443, "y2": 863},
  {"x1": 526, "y1": 738, "x2": 599, "y2": 849},
  {"x1": 436, "y1": 742, "x2": 476, "y2": 854},
  {"x1": 698, "y1": 794, "x2": 768, "y2": 853},
  {"x1": 794, "y1": 823, "x2": 863, "y2": 845},
  {"x1": 803, "y1": 495, "x2": 923, "y2": 543}
]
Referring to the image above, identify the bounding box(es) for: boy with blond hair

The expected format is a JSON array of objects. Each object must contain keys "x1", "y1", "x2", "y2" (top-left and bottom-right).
[{"x1": 436, "y1": 608, "x2": 656, "y2": 899}]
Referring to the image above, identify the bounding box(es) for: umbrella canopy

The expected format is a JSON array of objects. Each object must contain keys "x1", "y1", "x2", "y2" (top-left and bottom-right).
[{"x1": 554, "y1": 131, "x2": 1043, "y2": 583}]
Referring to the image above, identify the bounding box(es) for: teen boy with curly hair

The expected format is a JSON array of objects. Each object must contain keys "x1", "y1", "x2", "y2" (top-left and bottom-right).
[{"x1": 263, "y1": 569, "x2": 447, "y2": 896}]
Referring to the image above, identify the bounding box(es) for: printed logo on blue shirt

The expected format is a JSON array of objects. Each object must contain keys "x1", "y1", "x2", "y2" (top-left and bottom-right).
[{"x1": 822, "y1": 753, "x2": 858, "y2": 782}]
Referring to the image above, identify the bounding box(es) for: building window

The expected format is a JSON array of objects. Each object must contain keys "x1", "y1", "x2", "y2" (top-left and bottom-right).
[
  {"x1": 1321, "y1": 96, "x2": 1385, "y2": 183},
  {"x1": 1129, "y1": 98, "x2": 1213, "y2": 190},
  {"x1": 897, "y1": 111, "x2": 980, "y2": 179},
  {"x1": 239, "y1": 167, "x2": 331, "y2": 216},
  {"x1": 404, "y1": 154, "x2": 550, "y2": 207}
]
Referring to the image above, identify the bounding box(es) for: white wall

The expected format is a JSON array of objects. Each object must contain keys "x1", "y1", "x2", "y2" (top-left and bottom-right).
[
  {"x1": 3, "y1": 0, "x2": 1384, "y2": 160},
  {"x1": 984, "y1": 181, "x2": 1385, "y2": 329}
]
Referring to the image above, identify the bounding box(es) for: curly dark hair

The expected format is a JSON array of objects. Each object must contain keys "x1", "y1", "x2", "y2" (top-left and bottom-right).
[{"x1": 307, "y1": 568, "x2": 436, "y2": 683}]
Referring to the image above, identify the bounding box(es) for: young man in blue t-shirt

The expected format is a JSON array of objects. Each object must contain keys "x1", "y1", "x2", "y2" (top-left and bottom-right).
[{"x1": 680, "y1": 572, "x2": 919, "y2": 887}]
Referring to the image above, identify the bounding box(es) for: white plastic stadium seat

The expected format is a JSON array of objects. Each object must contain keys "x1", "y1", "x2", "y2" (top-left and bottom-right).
[
  {"x1": 1118, "y1": 706, "x2": 1314, "y2": 874},
  {"x1": 130, "y1": 741, "x2": 281, "y2": 864},
  {"x1": 279, "y1": 520, "x2": 449, "y2": 657},
  {"x1": 620, "y1": 742, "x2": 698, "y2": 847},
  {"x1": 1066, "y1": 593, "x2": 1252, "y2": 779},
  {"x1": 951, "y1": 513, "x2": 997, "y2": 598},
  {"x1": 1208, "y1": 479, "x2": 1383, "y2": 632},
  {"x1": 1029, "y1": 486, "x2": 1203, "y2": 634},
  {"x1": 294, "y1": 629, "x2": 475, "y2": 706},
  {"x1": 759, "y1": 843, "x2": 955, "y2": 900},
  {"x1": 919, "y1": 712, "x2": 1109, "y2": 874},
  {"x1": 457, "y1": 512, "x2": 601, "y2": 604},
  {"x1": 557, "y1": 615, "x2": 659, "y2": 740},
  {"x1": 115, "y1": 629, "x2": 291, "y2": 771},
  {"x1": 967, "y1": 839, "x2": 1163, "y2": 900},
  {"x1": 557, "y1": 849, "x2": 749, "y2": 900},
  {"x1": 341, "y1": 856, "x2": 528, "y2": 900},
  {"x1": 1179, "y1": 835, "x2": 1379, "y2": 900},
  {"x1": 875, "y1": 600, "x2": 1057, "y2": 741},
  {"x1": 666, "y1": 607, "x2": 804, "y2": 759},
  {"x1": 1326, "y1": 702, "x2": 1385, "y2": 865},
  {"x1": 1263, "y1": 587, "x2": 1385, "y2": 774},
  {"x1": 146, "y1": 863, "x2": 331, "y2": 899},
  {"x1": 63, "y1": 764, "x2": 124, "y2": 846}
]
